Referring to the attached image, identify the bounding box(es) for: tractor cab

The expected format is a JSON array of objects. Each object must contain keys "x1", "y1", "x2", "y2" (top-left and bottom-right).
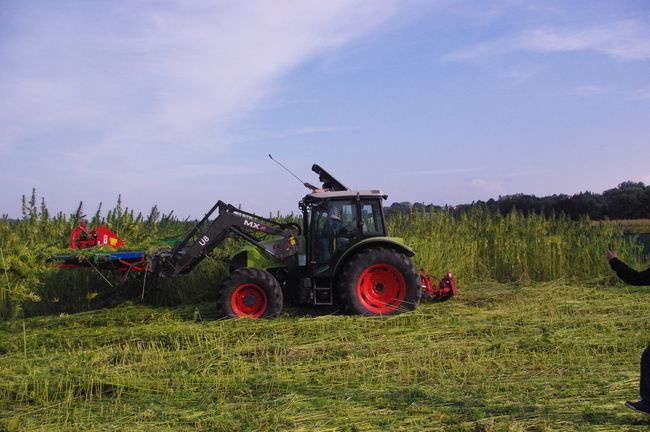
[
  {"x1": 299, "y1": 164, "x2": 389, "y2": 278},
  {"x1": 303, "y1": 190, "x2": 387, "y2": 274}
]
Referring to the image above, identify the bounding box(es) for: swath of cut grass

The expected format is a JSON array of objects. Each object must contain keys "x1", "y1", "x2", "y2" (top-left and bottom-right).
[
  {"x1": 1, "y1": 281, "x2": 649, "y2": 431},
  {"x1": 598, "y1": 219, "x2": 650, "y2": 234}
]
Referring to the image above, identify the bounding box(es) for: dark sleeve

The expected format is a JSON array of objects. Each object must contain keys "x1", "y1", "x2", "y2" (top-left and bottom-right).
[{"x1": 609, "y1": 258, "x2": 650, "y2": 286}]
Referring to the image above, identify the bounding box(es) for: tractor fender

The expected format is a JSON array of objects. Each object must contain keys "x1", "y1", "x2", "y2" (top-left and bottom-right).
[{"x1": 332, "y1": 237, "x2": 415, "y2": 278}]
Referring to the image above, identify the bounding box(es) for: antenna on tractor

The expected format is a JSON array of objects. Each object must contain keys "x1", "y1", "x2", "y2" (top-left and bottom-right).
[{"x1": 268, "y1": 154, "x2": 317, "y2": 191}]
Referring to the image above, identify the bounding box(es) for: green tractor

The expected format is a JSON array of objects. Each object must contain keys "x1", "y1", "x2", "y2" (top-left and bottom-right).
[
  {"x1": 150, "y1": 163, "x2": 456, "y2": 318},
  {"x1": 55, "y1": 162, "x2": 456, "y2": 318}
]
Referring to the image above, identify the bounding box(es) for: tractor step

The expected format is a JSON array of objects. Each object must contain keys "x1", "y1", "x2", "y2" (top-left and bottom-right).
[{"x1": 312, "y1": 279, "x2": 333, "y2": 306}]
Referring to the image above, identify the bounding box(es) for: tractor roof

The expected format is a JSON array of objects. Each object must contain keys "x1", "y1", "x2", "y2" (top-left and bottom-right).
[
  {"x1": 303, "y1": 189, "x2": 387, "y2": 204},
  {"x1": 303, "y1": 164, "x2": 387, "y2": 204}
]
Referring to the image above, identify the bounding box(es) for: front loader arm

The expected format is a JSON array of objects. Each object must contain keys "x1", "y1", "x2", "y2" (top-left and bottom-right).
[{"x1": 152, "y1": 201, "x2": 298, "y2": 278}]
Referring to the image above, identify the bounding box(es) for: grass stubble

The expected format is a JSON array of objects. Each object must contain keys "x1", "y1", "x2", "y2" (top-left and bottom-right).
[{"x1": 2, "y1": 280, "x2": 650, "y2": 431}]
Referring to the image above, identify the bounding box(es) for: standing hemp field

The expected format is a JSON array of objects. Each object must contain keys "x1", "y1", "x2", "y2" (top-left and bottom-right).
[{"x1": 0, "y1": 191, "x2": 646, "y2": 319}]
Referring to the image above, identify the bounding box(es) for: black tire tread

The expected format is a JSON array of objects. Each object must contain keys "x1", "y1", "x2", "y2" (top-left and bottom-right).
[
  {"x1": 217, "y1": 267, "x2": 283, "y2": 319},
  {"x1": 338, "y1": 247, "x2": 420, "y2": 316}
]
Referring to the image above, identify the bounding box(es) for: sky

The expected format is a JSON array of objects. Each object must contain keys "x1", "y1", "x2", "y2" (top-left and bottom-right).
[{"x1": 1, "y1": 0, "x2": 649, "y2": 218}]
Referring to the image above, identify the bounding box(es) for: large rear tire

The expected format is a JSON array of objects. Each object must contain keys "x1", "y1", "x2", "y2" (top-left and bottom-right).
[
  {"x1": 338, "y1": 247, "x2": 420, "y2": 316},
  {"x1": 217, "y1": 268, "x2": 283, "y2": 319}
]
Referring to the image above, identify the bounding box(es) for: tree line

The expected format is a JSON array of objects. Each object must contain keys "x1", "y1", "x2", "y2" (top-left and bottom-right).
[{"x1": 387, "y1": 181, "x2": 650, "y2": 220}]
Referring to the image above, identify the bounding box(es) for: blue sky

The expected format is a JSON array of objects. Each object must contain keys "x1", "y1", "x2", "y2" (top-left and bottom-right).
[{"x1": 1, "y1": 0, "x2": 649, "y2": 218}]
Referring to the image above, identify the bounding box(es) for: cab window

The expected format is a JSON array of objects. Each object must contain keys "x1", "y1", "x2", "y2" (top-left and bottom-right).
[
  {"x1": 312, "y1": 200, "x2": 356, "y2": 264},
  {"x1": 360, "y1": 201, "x2": 385, "y2": 236}
]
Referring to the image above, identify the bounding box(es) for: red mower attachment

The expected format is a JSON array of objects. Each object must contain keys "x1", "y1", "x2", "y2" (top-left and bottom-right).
[
  {"x1": 50, "y1": 223, "x2": 146, "y2": 274},
  {"x1": 70, "y1": 222, "x2": 125, "y2": 250},
  {"x1": 420, "y1": 270, "x2": 457, "y2": 302}
]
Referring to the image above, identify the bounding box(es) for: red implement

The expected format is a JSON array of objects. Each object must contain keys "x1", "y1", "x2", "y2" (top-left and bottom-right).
[
  {"x1": 420, "y1": 270, "x2": 457, "y2": 302},
  {"x1": 69, "y1": 222, "x2": 125, "y2": 249}
]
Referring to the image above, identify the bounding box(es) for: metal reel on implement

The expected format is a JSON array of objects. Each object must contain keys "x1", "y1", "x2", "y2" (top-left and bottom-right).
[{"x1": 69, "y1": 222, "x2": 125, "y2": 250}]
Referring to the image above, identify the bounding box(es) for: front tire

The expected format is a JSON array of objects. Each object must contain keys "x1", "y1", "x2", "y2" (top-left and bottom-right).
[
  {"x1": 217, "y1": 268, "x2": 283, "y2": 319},
  {"x1": 338, "y1": 247, "x2": 420, "y2": 316}
]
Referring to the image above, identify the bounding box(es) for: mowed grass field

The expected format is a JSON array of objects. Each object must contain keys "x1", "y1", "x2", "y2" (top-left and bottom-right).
[
  {"x1": 2, "y1": 280, "x2": 650, "y2": 431},
  {"x1": 603, "y1": 220, "x2": 650, "y2": 234}
]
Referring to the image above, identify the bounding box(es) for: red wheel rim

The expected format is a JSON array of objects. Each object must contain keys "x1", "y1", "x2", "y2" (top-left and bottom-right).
[
  {"x1": 231, "y1": 283, "x2": 268, "y2": 318},
  {"x1": 356, "y1": 264, "x2": 407, "y2": 314}
]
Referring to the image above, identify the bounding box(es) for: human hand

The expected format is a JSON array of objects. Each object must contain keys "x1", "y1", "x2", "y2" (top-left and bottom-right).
[{"x1": 607, "y1": 249, "x2": 618, "y2": 262}]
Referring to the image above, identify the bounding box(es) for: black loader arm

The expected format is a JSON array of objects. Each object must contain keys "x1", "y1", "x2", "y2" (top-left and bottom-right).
[{"x1": 151, "y1": 201, "x2": 298, "y2": 278}]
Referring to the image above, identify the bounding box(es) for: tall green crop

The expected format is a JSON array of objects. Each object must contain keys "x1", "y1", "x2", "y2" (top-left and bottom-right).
[
  {"x1": 1, "y1": 192, "x2": 647, "y2": 319},
  {"x1": 388, "y1": 206, "x2": 646, "y2": 284},
  {"x1": 0, "y1": 191, "x2": 210, "y2": 319}
]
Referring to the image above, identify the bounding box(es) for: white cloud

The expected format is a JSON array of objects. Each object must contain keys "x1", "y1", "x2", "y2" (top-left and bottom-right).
[
  {"x1": 0, "y1": 0, "x2": 404, "y2": 216},
  {"x1": 498, "y1": 65, "x2": 543, "y2": 86},
  {"x1": 570, "y1": 85, "x2": 614, "y2": 97},
  {"x1": 233, "y1": 126, "x2": 354, "y2": 144},
  {"x1": 392, "y1": 167, "x2": 482, "y2": 176},
  {"x1": 632, "y1": 87, "x2": 650, "y2": 100},
  {"x1": 169, "y1": 163, "x2": 260, "y2": 178},
  {"x1": 0, "y1": 0, "x2": 398, "y2": 165},
  {"x1": 443, "y1": 19, "x2": 650, "y2": 62},
  {"x1": 443, "y1": 1, "x2": 560, "y2": 24},
  {"x1": 470, "y1": 178, "x2": 503, "y2": 194},
  {"x1": 499, "y1": 170, "x2": 544, "y2": 178}
]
